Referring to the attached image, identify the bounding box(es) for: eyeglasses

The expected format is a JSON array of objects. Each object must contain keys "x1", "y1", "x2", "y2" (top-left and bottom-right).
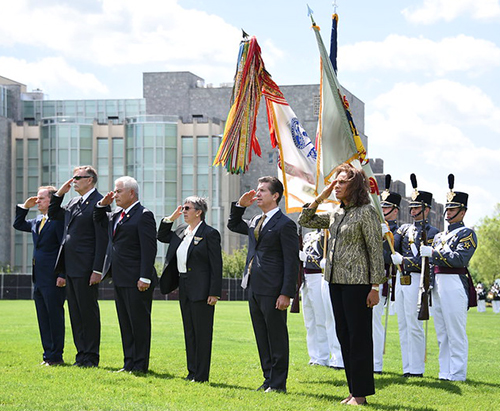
[
  {"x1": 182, "y1": 206, "x2": 193, "y2": 211},
  {"x1": 73, "y1": 176, "x2": 92, "y2": 181}
]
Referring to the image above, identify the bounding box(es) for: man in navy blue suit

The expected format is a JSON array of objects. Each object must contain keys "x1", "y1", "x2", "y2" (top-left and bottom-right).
[
  {"x1": 94, "y1": 176, "x2": 157, "y2": 373},
  {"x1": 228, "y1": 176, "x2": 299, "y2": 393},
  {"x1": 49, "y1": 166, "x2": 109, "y2": 367},
  {"x1": 14, "y1": 186, "x2": 65, "y2": 366}
]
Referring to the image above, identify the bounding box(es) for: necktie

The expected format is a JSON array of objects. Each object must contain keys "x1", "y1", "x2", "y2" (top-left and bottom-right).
[
  {"x1": 113, "y1": 211, "x2": 126, "y2": 236},
  {"x1": 38, "y1": 216, "x2": 46, "y2": 233},
  {"x1": 242, "y1": 215, "x2": 268, "y2": 289},
  {"x1": 254, "y1": 214, "x2": 267, "y2": 240}
]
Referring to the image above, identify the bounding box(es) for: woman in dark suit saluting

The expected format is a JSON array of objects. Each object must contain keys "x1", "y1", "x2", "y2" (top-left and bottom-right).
[{"x1": 158, "y1": 196, "x2": 222, "y2": 383}]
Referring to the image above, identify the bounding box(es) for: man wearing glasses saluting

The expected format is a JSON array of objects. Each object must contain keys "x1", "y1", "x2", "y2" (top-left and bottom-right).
[{"x1": 49, "y1": 165, "x2": 110, "y2": 368}]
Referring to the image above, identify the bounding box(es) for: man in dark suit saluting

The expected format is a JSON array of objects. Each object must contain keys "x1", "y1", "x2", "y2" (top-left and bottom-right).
[
  {"x1": 14, "y1": 186, "x2": 65, "y2": 366},
  {"x1": 94, "y1": 176, "x2": 157, "y2": 373},
  {"x1": 49, "y1": 166, "x2": 109, "y2": 367},
  {"x1": 228, "y1": 176, "x2": 299, "y2": 393}
]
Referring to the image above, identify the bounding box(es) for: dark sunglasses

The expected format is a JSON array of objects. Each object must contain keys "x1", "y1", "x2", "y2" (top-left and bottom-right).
[
  {"x1": 73, "y1": 176, "x2": 91, "y2": 180},
  {"x1": 182, "y1": 206, "x2": 193, "y2": 211}
]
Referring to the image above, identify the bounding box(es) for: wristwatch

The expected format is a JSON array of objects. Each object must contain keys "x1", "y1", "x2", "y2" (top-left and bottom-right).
[{"x1": 371, "y1": 285, "x2": 380, "y2": 292}]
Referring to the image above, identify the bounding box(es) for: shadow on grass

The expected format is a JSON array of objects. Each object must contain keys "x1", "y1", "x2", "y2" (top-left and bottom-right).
[{"x1": 209, "y1": 381, "x2": 259, "y2": 391}]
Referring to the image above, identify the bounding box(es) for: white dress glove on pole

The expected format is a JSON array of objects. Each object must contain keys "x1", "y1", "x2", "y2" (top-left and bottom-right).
[
  {"x1": 299, "y1": 250, "x2": 307, "y2": 262},
  {"x1": 320, "y1": 258, "x2": 326, "y2": 269},
  {"x1": 381, "y1": 223, "x2": 390, "y2": 236},
  {"x1": 420, "y1": 245, "x2": 433, "y2": 257},
  {"x1": 391, "y1": 252, "x2": 403, "y2": 265}
]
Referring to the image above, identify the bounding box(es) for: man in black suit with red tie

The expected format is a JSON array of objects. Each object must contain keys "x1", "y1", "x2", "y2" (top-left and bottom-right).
[
  {"x1": 228, "y1": 176, "x2": 299, "y2": 393},
  {"x1": 49, "y1": 166, "x2": 109, "y2": 367},
  {"x1": 94, "y1": 176, "x2": 157, "y2": 373}
]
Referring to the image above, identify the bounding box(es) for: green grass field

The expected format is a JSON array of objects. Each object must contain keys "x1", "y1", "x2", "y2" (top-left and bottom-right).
[{"x1": 1, "y1": 300, "x2": 499, "y2": 410}]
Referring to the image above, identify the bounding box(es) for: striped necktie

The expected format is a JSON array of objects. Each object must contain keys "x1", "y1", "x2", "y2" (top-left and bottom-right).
[{"x1": 254, "y1": 214, "x2": 267, "y2": 240}]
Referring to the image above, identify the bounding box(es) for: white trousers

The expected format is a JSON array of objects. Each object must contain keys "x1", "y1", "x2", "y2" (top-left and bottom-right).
[
  {"x1": 477, "y1": 300, "x2": 486, "y2": 313},
  {"x1": 372, "y1": 287, "x2": 385, "y2": 372},
  {"x1": 321, "y1": 278, "x2": 344, "y2": 367},
  {"x1": 301, "y1": 274, "x2": 331, "y2": 366},
  {"x1": 395, "y1": 272, "x2": 426, "y2": 375},
  {"x1": 493, "y1": 300, "x2": 500, "y2": 314},
  {"x1": 301, "y1": 274, "x2": 344, "y2": 367},
  {"x1": 433, "y1": 274, "x2": 468, "y2": 381}
]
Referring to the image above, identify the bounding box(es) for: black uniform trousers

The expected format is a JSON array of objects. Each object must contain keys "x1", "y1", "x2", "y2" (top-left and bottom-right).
[
  {"x1": 248, "y1": 288, "x2": 289, "y2": 390},
  {"x1": 33, "y1": 284, "x2": 66, "y2": 362},
  {"x1": 114, "y1": 285, "x2": 153, "y2": 372},
  {"x1": 66, "y1": 276, "x2": 100, "y2": 366},
  {"x1": 179, "y1": 274, "x2": 215, "y2": 382},
  {"x1": 330, "y1": 283, "x2": 375, "y2": 397}
]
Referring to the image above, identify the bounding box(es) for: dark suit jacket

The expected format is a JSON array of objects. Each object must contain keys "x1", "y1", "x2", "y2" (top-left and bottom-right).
[
  {"x1": 94, "y1": 203, "x2": 158, "y2": 288},
  {"x1": 157, "y1": 220, "x2": 222, "y2": 301},
  {"x1": 227, "y1": 202, "x2": 299, "y2": 297},
  {"x1": 13, "y1": 206, "x2": 64, "y2": 286},
  {"x1": 49, "y1": 189, "x2": 109, "y2": 278}
]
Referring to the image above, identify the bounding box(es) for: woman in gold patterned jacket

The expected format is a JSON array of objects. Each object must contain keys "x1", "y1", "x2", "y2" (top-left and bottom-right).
[{"x1": 298, "y1": 163, "x2": 385, "y2": 407}]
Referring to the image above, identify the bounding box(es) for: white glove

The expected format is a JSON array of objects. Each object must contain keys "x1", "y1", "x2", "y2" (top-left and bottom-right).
[
  {"x1": 320, "y1": 258, "x2": 326, "y2": 269},
  {"x1": 391, "y1": 252, "x2": 403, "y2": 265},
  {"x1": 381, "y1": 223, "x2": 390, "y2": 236},
  {"x1": 299, "y1": 250, "x2": 307, "y2": 262},
  {"x1": 420, "y1": 245, "x2": 433, "y2": 257}
]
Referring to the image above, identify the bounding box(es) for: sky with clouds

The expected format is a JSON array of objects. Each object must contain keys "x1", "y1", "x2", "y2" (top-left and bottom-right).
[{"x1": 1, "y1": 0, "x2": 498, "y2": 226}]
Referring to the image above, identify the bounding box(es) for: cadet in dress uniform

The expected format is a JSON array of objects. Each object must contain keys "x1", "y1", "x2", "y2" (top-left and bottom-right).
[
  {"x1": 374, "y1": 177, "x2": 401, "y2": 374},
  {"x1": 299, "y1": 229, "x2": 343, "y2": 369},
  {"x1": 476, "y1": 283, "x2": 486, "y2": 313},
  {"x1": 491, "y1": 280, "x2": 500, "y2": 314},
  {"x1": 391, "y1": 174, "x2": 439, "y2": 378},
  {"x1": 420, "y1": 174, "x2": 477, "y2": 381}
]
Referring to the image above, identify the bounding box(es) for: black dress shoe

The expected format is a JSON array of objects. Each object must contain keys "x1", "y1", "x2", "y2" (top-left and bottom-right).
[
  {"x1": 403, "y1": 373, "x2": 423, "y2": 378},
  {"x1": 256, "y1": 384, "x2": 269, "y2": 391},
  {"x1": 374, "y1": 371, "x2": 383, "y2": 375},
  {"x1": 264, "y1": 387, "x2": 287, "y2": 393},
  {"x1": 45, "y1": 360, "x2": 65, "y2": 366},
  {"x1": 73, "y1": 362, "x2": 83, "y2": 367},
  {"x1": 329, "y1": 366, "x2": 344, "y2": 370}
]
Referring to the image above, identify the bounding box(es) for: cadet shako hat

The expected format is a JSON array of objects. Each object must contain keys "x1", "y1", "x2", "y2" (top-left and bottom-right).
[
  {"x1": 446, "y1": 174, "x2": 468, "y2": 209},
  {"x1": 380, "y1": 174, "x2": 402, "y2": 208},
  {"x1": 409, "y1": 173, "x2": 433, "y2": 208}
]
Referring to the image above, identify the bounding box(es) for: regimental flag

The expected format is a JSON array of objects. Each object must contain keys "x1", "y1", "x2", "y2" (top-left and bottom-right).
[
  {"x1": 308, "y1": 7, "x2": 384, "y2": 222},
  {"x1": 329, "y1": 12, "x2": 338, "y2": 74},
  {"x1": 213, "y1": 36, "x2": 265, "y2": 174},
  {"x1": 309, "y1": 10, "x2": 366, "y2": 187},
  {"x1": 263, "y1": 81, "x2": 321, "y2": 213},
  {"x1": 358, "y1": 159, "x2": 384, "y2": 221}
]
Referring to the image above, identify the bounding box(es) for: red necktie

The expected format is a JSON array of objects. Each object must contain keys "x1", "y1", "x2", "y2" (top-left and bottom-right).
[{"x1": 113, "y1": 211, "x2": 126, "y2": 236}]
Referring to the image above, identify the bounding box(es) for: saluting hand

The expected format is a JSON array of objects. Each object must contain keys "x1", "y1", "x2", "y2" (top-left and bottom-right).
[
  {"x1": 320, "y1": 179, "x2": 336, "y2": 201},
  {"x1": 56, "y1": 178, "x2": 73, "y2": 196},
  {"x1": 238, "y1": 190, "x2": 257, "y2": 208},
  {"x1": 167, "y1": 205, "x2": 183, "y2": 221},
  {"x1": 23, "y1": 196, "x2": 38, "y2": 209},
  {"x1": 100, "y1": 191, "x2": 115, "y2": 207}
]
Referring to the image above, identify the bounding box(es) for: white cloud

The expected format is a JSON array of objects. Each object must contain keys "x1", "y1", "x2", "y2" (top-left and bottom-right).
[
  {"x1": 367, "y1": 80, "x2": 500, "y2": 225},
  {"x1": 0, "y1": 0, "x2": 244, "y2": 71},
  {"x1": 340, "y1": 34, "x2": 500, "y2": 75},
  {"x1": 402, "y1": 0, "x2": 500, "y2": 24},
  {"x1": 0, "y1": 56, "x2": 108, "y2": 97}
]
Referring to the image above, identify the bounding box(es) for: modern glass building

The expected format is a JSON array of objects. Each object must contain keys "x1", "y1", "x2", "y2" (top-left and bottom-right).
[{"x1": 10, "y1": 95, "x2": 231, "y2": 273}]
